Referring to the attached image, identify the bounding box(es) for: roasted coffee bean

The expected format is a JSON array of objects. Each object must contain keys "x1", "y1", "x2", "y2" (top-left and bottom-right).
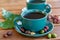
[
  {"x1": 20, "y1": 27, "x2": 25, "y2": 33},
  {"x1": 7, "y1": 31, "x2": 13, "y2": 36},
  {"x1": 3, "y1": 34, "x2": 8, "y2": 38},
  {"x1": 25, "y1": 31, "x2": 31, "y2": 34}
]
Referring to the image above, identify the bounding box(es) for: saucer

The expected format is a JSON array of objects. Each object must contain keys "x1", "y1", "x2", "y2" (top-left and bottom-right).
[
  {"x1": 22, "y1": 7, "x2": 52, "y2": 14},
  {"x1": 14, "y1": 21, "x2": 54, "y2": 37}
]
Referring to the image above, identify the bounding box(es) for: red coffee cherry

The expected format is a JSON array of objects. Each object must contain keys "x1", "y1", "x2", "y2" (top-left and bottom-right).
[
  {"x1": 44, "y1": 26, "x2": 49, "y2": 30},
  {"x1": 53, "y1": 19, "x2": 58, "y2": 24},
  {"x1": 44, "y1": 28, "x2": 48, "y2": 32},
  {"x1": 54, "y1": 15, "x2": 58, "y2": 19}
]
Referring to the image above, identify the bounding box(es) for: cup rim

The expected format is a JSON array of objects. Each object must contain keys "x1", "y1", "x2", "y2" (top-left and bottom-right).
[
  {"x1": 27, "y1": 2, "x2": 46, "y2": 4},
  {"x1": 26, "y1": 0, "x2": 47, "y2": 4},
  {"x1": 20, "y1": 9, "x2": 48, "y2": 20}
]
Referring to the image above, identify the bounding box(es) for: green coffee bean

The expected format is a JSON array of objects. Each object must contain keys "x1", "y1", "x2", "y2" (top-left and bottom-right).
[
  {"x1": 39, "y1": 30, "x2": 44, "y2": 34},
  {"x1": 47, "y1": 34, "x2": 51, "y2": 39},
  {"x1": 51, "y1": 33, "x2": 57, "y2": 38}
]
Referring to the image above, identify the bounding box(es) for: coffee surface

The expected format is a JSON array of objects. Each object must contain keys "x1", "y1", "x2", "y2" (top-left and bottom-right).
[{"x1": 24, "y1": 12, "x2": 45, "y2": 19}]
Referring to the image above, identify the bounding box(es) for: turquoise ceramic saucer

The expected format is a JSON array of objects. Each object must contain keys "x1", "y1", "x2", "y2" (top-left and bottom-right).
[{"x1": 14, "y1": 21, "x2": 54, "y2": 37}]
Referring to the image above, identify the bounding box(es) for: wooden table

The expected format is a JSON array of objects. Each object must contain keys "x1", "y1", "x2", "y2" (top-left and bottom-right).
[{"x1": 0, "y1": 0, "x2": 60, "y2": 40}]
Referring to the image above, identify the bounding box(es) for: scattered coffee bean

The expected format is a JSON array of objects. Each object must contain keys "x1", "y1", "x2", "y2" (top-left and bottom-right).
[
  {"x1": 53, "y1": 16, "x2": 60, "y2": 24},
  {"x1": 44, "y1": 28, "x2": 47, "y2": 32},
  {"x1": 53, "y1": 19, "x2": 58, "y2": 24},
  {"x1": 47, "y1": 15, "x2": 54, "y2": 22},
  {"x1": 47, "y1": 33, "x2": 57, "y2": 39},
  {"x1": 48, "y1": 15, "x2": 54, "y2": 20},
  {"x1": 25, "y1": 31, "x2": 31, "y2": 34},
  {"x1": 30, "y1": 32, "x2": 36, "y2": 35},
  {"x1": 7, "y1": 31, "x2": 13, "y2": 36},
  {"x1": 47, "y1": 34, "x2": 51, "y2": 39},
  {"x1": 44, "y1": 26, "x2": 49, "y2": 30},
  {"x1": 48, "y1": 15, "x2": 60, "y2": 24},
  {"x1": 39, "y1": 30, "x2": 44, "y2": 34},
  {"x1": 51, "y1": 33, "x2": 57, "y2": 38},
  {"x1": 3, "y1": 31, "x2": 13, "y2": 38},
  {"x1": 54, "y1": 15, "x2": 58, "y2": 19},
  {"x1": 20, "y1": 27, "x2": 25, "y2": 33},
  {"x1": 3, "y1": 34, "x2": 8, "y2": 38}
]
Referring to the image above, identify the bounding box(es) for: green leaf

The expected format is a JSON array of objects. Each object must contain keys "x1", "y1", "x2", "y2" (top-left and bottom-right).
[
  {"x1": 2, "y1": 8, "x2": 19, "y2": 21},
  {"x1": 0, "y1": 8, "x2": 20, "y2": 29},
  {"x1": 0, "y1": 20, "x2": 14, "y2": 29}
]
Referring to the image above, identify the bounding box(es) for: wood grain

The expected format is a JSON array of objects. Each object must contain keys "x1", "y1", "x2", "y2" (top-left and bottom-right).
[
  {"x1": 0, "y1": 0, "x2": 60, "y2": 40},
  {"x1": 0, "y1": 26, "x2": 60, "y2": 40}
]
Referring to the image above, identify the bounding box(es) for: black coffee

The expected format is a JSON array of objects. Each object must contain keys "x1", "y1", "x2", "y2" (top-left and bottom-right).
[{"x1": 24, "y1": 12, "x2": 45, "y2": 19}]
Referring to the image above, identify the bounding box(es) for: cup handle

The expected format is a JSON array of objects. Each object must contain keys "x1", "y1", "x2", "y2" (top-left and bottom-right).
[
  {"x1": 14, "y1": 16, "x2": 22, "y2": 28},
  {"x1": 44, "y1": 4, "x2": 52, "y2": 14}
]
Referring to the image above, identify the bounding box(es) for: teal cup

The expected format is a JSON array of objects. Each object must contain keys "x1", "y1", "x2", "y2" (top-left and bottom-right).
[
  {"x1": 14, "y1": 9, "x2": 48, "y2": 32},
  {"x1": 27, "y1": 2, "x2": 51, "y2": 13}
]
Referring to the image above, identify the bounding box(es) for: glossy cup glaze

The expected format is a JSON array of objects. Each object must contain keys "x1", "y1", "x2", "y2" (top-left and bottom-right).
[{"x1": 14, "y1": 9, "x2": 48, "y2": 32}]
